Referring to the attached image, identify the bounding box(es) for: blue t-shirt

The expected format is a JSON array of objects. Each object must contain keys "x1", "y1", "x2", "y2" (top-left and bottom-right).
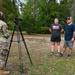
[{"x1": 64, "y1": 23, "x2": 75, "y2": 41}]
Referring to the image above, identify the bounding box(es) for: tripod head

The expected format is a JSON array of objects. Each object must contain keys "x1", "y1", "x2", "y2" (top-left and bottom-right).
[{"x1": 14, "y1": 17, "x2": 22, "y2": 25}]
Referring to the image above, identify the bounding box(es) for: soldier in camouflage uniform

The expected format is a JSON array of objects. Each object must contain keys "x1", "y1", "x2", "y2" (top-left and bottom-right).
[{"x1": 0, "y1": 11, "x2": 10, "y2": 75}]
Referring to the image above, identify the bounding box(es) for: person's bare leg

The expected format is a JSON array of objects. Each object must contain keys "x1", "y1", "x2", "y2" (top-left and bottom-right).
[
  {"x1": 51, "y1": 42, "x2": 55, "y2": 52},
  {"x1": 67, "y1": 48, "x2": 73, "y2": 57},
  {"x1": 60, "y1": 47, "x2": 66, "y2": 56},
  {"x1": 57, "y1": 42, "x2": 60, "y2": 53},
  {"x1": 61, "y1": 47, "x2": 66, "y2": 54},
  {"x1": 68, "y1": 48, "x2": 73, "y2": 55}
]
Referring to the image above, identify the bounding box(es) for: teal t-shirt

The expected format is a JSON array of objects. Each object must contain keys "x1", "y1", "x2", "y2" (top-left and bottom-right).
[{"x1": 64, "y1": 23, "x2": 75, "y2": 41}]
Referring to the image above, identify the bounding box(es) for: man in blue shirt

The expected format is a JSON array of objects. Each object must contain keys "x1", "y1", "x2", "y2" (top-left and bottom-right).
[{"x1": 60, "y1": 17, "x2": 75, "y2": 57}]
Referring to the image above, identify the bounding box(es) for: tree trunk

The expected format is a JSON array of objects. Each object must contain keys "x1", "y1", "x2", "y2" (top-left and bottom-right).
[
  {"x1": 32, "y1": 0, "x2": 37, "y2": 26},
  {"x1": 33, "y1": 0, "x2": 37, "y2": 19},
  {"x1": 71, "y1": 0, "x2": 75, "y2": 22}
]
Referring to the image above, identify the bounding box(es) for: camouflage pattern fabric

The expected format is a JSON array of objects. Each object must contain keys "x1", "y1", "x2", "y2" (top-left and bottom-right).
[{"x1": 0, "y1": 20, "x2": 10, "y2": 69}]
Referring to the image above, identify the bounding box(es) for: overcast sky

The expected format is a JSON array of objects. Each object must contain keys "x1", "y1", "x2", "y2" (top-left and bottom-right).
[
  {"x1": 19, "y1": 0, "x2": 60, "y2": 14},
  {"x1": 57, "y1": 0, "x2": 60, "y2": 4},
  {"x1": 20, "y1": 0, "x2": 27, "y2": 3},
  {"x1": 20, "y1": 0, "x2": 60, "y2": 4}
]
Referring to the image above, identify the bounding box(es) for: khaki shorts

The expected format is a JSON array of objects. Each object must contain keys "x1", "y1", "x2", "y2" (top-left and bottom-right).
[{"x1": 63, "y1": 41, "x2": 74, "y2": 49}]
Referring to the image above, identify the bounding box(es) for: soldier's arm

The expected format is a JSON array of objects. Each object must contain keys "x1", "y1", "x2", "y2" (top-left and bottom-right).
[{"x1": 2, "y1": 24, "x2": 10, "y2": 39}]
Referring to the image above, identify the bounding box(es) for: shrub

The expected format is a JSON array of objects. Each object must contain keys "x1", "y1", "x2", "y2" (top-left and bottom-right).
[
  {"x1": 25, "y1": 26, "x2": 49, "y2": 34},
  {"x1": 8, "y1": 21, "x2": 14, "y2": 30}
]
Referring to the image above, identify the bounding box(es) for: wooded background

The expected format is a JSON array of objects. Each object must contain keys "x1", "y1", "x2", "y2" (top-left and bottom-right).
[{"x1": 0, "y1": 0, "x2": 75, "y2": 34}]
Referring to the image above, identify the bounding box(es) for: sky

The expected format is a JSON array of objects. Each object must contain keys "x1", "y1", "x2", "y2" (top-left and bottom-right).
[
  {"x1": 17, "y1": 0, "x2": 27, "y2": 14},
  {"x1": 20, "y1": 0, "x2": 60, "y2": 4},
  {"x1": 19, "y1": 0, "x2": 60, "y2": 13},
  {"x1": 20, "y1": 0, "x2": 27, "y2": 4},
  {"x1": 57, "y1": 0, "x2": 60, "y2": 4}
]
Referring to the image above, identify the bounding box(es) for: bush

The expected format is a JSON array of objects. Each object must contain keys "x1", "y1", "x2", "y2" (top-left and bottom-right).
[
  {"x1": 8, "y1": 21, "x2": 14, "y2": 30},
  {"x1": 39, "y1": 27, "x2": 49, "y2": 34},
  {"x1": 25, "y1": 26, "x2": 49, "y2": 34}
]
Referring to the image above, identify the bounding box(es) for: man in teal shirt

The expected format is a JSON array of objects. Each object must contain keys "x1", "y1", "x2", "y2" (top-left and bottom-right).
[{"x1": 60, "y1": 17, "x2": 75, "y2": 57}]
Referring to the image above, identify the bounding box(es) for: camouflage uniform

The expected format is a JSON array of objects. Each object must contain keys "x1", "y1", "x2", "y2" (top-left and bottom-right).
[{"x1": 0, "y1": 20, "x2": 10, "y2": 69}]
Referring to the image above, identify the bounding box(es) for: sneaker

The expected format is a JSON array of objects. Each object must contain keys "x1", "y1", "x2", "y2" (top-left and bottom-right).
[
  {"x1": 50, "y1": 52, "x2": 54, "y2": 55},
  {"x1": 57, "y1": 52, "x2": 60, "y2": 56},
  {"x1": 67, "y1": 54, "x2": 71, "y2": 58},
  {"x1": 60, "y1": 53, "x2": 63, "y2": 57}
]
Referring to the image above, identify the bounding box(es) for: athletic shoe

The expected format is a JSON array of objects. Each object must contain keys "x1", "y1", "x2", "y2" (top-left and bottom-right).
[
  {"x1": 50, "y1": 52, "x2": 54, "y2": 55},
  {"x1": 57, "y1": 52, "x2": 61, "y2": 56},
  {"x1": 67, "y1": 54, "x2": 71, "y2": 58},
  {"x1": 60, "y1": 53, "x2": 63, "y2": 57}
]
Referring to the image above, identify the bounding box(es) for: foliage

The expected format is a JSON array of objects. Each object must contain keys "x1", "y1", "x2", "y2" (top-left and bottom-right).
[
  {"x1": 0, "y1": 0, "x2": 74, "y2": 34},
  {"x1": 0, "y1": 0, "x2": 19, "y2": 30},
  {"x1": 21, "y1": 0, "x2": 72, "y2": 34},
  {"x1": 25, "y1": 27, "x2": 49, "y2": 34}
]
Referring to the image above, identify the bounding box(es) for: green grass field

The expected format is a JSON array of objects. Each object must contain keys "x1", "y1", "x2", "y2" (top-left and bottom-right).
[{"x1": 7, "y1": 35, "x2": 75, "y2": 75}]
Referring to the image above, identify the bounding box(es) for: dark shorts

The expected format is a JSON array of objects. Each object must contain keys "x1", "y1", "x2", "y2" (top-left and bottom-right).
[
  {"x1": 51, "y1": 35, "x2": 61, "y2": 42},
  {"x1": 63, "y1": 41, "x2": 74, "y2": 49}
]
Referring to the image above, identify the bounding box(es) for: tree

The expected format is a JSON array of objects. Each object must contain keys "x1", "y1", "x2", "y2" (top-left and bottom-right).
[
  {"x1": 0, "y1": 0, "x2": 20, "y2": 30},
  {"x1": 71, "y1": 0, "x2": 75, "y2": 22},
  {"x1": 20, "y1": 0, "x2": 72, "y2": 33},
  {"x1": 0, "y1": 1, "x2": 3, "y2": 11}
]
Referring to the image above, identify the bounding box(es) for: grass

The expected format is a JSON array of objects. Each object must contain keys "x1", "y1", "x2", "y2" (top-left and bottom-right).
[{"x1": 6, "y1": 35, "x2": 75, "y2": 75}]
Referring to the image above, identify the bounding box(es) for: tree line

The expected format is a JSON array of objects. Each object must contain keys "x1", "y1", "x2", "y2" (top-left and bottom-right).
[{"x1": 0, "y1": 0, "x2": 75, "y2": 34}]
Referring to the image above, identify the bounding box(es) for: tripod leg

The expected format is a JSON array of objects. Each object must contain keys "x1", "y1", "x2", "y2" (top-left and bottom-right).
[
  {"x1": 19, "y1": 26, "x2": 33, "y2": 65},
  {"x1": 4, "y1": 26, "x2": 16, "y2": 67},
  {"x1": 17, "y1": 31, "x2": 25, "y2": 75}
]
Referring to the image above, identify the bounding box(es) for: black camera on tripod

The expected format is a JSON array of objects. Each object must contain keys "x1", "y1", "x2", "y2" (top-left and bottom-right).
[{"x1": 14, "y1": 17, "x2": 22, "y2": 24}]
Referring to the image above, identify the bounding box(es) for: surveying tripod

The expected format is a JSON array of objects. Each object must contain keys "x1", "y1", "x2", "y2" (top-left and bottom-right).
[{"x1": 5, "y1": 19, "x2": 33, "y2": 75}]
